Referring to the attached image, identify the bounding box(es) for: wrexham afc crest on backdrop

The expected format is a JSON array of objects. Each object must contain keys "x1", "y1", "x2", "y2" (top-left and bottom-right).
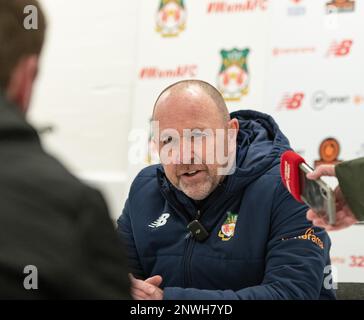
[
  {"x1": 156, "y1": 0, "x2": 186, "y2": 37},
  {"x1": 218, "y1": 48, "x2": 250, "y2": 101}
]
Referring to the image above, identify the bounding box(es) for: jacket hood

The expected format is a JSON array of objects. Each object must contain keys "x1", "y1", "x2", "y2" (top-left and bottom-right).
[{"x1": 228, "y1": 109, "x2": 291, "y2": 191}]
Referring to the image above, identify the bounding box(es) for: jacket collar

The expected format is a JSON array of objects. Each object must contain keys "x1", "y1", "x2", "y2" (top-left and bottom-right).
[{"x1": 0, "y1": 93, "x2": 40, "y2": 143}]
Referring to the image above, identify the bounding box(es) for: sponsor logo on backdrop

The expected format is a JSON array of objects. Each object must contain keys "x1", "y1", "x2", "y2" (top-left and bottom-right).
[
  {"x1": 331, "y1": 257, "x2": 346, "y2": 265},
  {"x1": 207, "y1": 0, "x2": 268, "y2": 14},
  {"x1": 311, "y1": 91, "x2": 350, "y2": 110},
  {"x1": 314, "y1": 138, "x2": 342, "y2": 167},
  {"x1": 287, "y1": 0, "x2": 306, "y2": 16},
  {"x1": 277, "y1": 92, "x2": 305, "y2": 110},
  {"x1": 326, "y1": 0, "x2": 355, "y2": 14},
  {"x1": 272, "y1": 47, "x2": 316, "y2": 57},
  {"x1": 139, "y1": 65, "x2": 197, "y2": 79},
  {"x1": 156, "y1": 0, "x2": 187, "y2": 37},
  {"x1": 353, "y1": 95, "x2": 364, "y2": 106},
  {"x1": 332, "y1": 256, "x2": 364, "y2": 268},
  {"x1": 217, "y1": 48, "x2": 250, "y2": 101},
  {"x1": 349, "y1": 256, "x2": 364, "y2": 268},
  {"x1": 327, "y1": 39, "x2": 353, "y2": 57}
]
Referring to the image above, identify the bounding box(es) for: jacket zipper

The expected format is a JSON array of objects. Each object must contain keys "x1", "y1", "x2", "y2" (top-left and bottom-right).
[{"x1": 183, "y1": 210, "x2": 201, "y2": 287}]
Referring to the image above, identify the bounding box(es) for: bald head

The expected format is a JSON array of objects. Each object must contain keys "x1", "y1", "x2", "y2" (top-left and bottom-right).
[{"x1": 153, "y1": 80, "x2": 230, "y2": 123}]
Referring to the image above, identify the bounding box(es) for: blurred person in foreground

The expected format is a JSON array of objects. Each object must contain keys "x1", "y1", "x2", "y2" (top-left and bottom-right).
[
  {"x1": 306, "y1": 159, "x2": 364, "y2": 231},
  {"x1": 0, "y1": 0, "x2": 129, "y2": 299}
]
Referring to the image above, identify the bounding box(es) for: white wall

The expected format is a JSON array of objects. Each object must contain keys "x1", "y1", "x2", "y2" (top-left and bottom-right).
[{"x1": 28, "y1": 0, "x2": 139, "y2": 219}]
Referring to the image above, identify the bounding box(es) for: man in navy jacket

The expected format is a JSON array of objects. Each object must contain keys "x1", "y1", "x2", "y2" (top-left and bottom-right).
[{"x1": 118, "y1": 80, "x2": 335, "y2": 300}]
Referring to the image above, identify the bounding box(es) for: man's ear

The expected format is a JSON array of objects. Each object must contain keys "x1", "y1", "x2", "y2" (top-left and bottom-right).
[
  {"x1": 6, "y1": 55, "x2": 39, "y2": 113},
  {"x1": 151, "y1": 137, "x2": 159, "y2": 154},
  {"x1": 227, "y1": 118, "x2": 239, "y2": 140}
]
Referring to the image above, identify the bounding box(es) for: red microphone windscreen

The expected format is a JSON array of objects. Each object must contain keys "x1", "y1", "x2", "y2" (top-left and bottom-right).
[{"x1": 280, "y1": 150, "x2": 305, "y2": 202}]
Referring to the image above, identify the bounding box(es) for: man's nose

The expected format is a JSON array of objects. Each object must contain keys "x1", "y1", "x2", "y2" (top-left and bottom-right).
[{"x1": 178, "y1": 137, "x2": 194, "y2": 164}]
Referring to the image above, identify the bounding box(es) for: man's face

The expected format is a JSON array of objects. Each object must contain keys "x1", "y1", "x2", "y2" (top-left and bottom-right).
[{"x1": 153, "y1": 86, "x2": 236, "y2": 201}]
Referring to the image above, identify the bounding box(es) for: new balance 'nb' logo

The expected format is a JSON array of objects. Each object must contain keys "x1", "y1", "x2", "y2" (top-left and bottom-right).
[{"x1": 149, "y1": 213, "x2": 170, "y2": 228}]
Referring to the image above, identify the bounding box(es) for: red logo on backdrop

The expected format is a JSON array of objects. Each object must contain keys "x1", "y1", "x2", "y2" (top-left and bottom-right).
[
  {"x1": 327, "y1": 39, "x2": 353, "y2": 57},
  {"x1": 326, "y1": 0, "x2": 355, "y2": 13},
  {"x1": 314, "y1": 138, "x2": 342, "y2": 167},
  {"x1": 278, "y1": 93, "x2": 305, "y2": 110},
  {"x1": 331, "y1": 257, "x2": 346, "y2": 265},
  {"x1": 349, "y1": 256, "x2": 364, "y2": 268},
  {"x1": 272, "y1": 47, "x2": 316, "y2": 56},
  {"x1": 139, "y1": 65, "x2": 197, "y2": 79},
  {"x1": 354, "y1": 95, "x2": 364, "y2": 105},
  {"x1": 207, "y1": 0, "x2": 268, "y2": 14},
  {"x1": 332, "y1": 256, "x2": 364, "y2": 268}
]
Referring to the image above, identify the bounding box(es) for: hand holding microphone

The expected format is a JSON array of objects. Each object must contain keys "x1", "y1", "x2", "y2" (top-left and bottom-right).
[
  {"x1": 306, "y1": 164, "x2": 358, "y2": 231},
  {"x1": 280, "y1": 151, "x2": 336, "y2": 226}
]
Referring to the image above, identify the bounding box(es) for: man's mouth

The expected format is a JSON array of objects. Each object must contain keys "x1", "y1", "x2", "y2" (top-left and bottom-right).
[{"x1": 183, "y1": 170, "x2": 200, "y2": 177}]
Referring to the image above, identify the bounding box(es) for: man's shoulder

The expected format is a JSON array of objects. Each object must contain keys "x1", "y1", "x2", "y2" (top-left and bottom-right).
[
  {"x1": 132, "y1": 164, "x2": 161, "y2": 184},
  {"x1": 135, "y1": 164, "x2": 161, "y2": 178},
  {"x1": 128, "y1": 164, "x2": 162, "y2": 200},
  {"x1": 34, "y1": 153, "x2": 106, "y2": 212},
  {"x1": 28, "y1": 150, "x2": 90, "y2": 193},
  {"x1": 243, "y1": 163, "x2": 290, "y2": 207},
  {"x1": 0, "y1": 140, "x2": 100, "y2": 215},
  {"x1": 250, "y1": 163, "x2": 281, "y2": 186}
]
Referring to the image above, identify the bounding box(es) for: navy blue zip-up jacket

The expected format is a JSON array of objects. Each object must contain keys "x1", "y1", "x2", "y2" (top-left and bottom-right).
[{"x1": 118, "y1": 110, "x2": 335, "y2": 300}]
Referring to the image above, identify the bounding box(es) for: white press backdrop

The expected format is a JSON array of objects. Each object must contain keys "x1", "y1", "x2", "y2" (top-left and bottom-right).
[{"x1": 29, "y1": 0, "x2": 363, "y2": 283}]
